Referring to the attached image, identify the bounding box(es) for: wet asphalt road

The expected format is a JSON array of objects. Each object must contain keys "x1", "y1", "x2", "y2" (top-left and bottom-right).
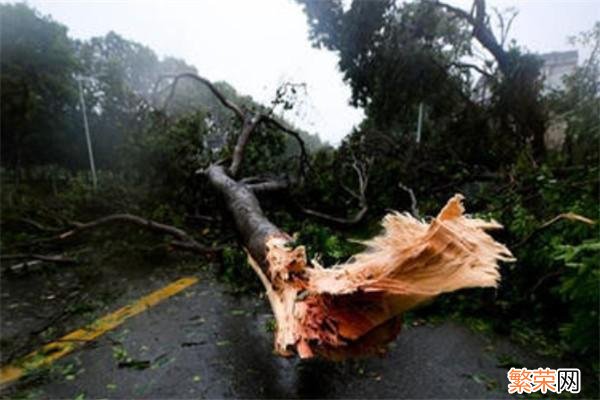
[{"x1": 2, "y1": 262, "x2": 555, "y2": 399}]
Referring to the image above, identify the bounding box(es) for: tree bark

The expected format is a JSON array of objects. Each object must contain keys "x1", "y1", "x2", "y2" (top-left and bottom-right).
[
  {"x1": 206, "y1": 162, "x2": 514, "y2": 359},
  {"x1": 206, "y1": 164, "x2": 286, "y2": 268}
]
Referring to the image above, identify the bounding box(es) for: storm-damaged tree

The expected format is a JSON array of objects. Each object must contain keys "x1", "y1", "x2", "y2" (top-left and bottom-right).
[
  {"x1": 50, "y1": 72, "x2": 512, "y2": 359},
  {"x1": 1, "y1": 2, "x2": 515, "y2": 360}
]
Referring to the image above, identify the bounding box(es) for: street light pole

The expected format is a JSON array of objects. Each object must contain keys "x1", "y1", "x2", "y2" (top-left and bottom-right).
[
  {"x1": 77, "y1": 76, "x2": 97, "y2": 190},
  {"x1": 416, "y1": 102, "x2": 424, "y2": 144}
]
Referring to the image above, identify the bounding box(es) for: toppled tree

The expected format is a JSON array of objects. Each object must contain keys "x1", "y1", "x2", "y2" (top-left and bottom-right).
[
  {"x1": 160, "y1": 73, "x2": 514, "y2": 359},
  {"x1": 11, "y1": 69, "x2": 514, "y2": 360}
]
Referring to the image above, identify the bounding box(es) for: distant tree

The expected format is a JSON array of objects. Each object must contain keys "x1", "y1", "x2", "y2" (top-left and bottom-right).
[
  {"x1": 297, "y1": 0, "x2": 549, "y2": 163},
  {"x1": 0, "y1": 3, "x2": 79, "y2": 170},
  {"x1": 0, "y1": 4, "x2": 323, "y2": 174},
  {"x1": 549, "y1": 22, "x2": 600, "y2": 165},
  {"x1": 74, "y1": 32, "x2": 160, "y2": 168}
]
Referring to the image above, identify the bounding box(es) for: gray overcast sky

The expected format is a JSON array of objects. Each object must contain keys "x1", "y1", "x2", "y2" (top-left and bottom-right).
[{"x1": 21, "y1": 0, "x2": 600, "y2": 144}]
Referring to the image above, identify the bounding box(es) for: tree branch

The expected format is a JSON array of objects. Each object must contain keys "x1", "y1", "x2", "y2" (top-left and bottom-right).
[
  {"x1": 160, "y1": 73, "x2": 245, "y2": 120},
  {"x1": 398, "y1": 182, "x2": 419, "y2": 217},
  {"x1": 449, "y1": 62, "x2": 494, "y2": 79},
  {"x1": 229, "y1": 113, "x2": 261, "y2": 176},
  {"x1": 260, "y1": 115, "x2": 311, "y2": 176},
  {"x1": 58, "y1": 213, "x2": 219, "y2": 255},
  {"x1": 434, "y1": 0, "x2": 509, "y2": 74},
  {"x1": 228, "y1": 113, "x2": 310, "y2": 178},
  {"x1": 247, "y1": 179, "x2": 289, "y2": 193},
  {"x1": 1, "y1": 254, "x2": 77, "y2": 264},
  {"x1": 157, "y1": 73, "x2": 310, "y2": 179},
  {"x1": 205, "y1": 164, "x2": 284, "y2": 267},
  {"x1": 492, "y1": 6, "x2": 518, "y2": 47},
  {"x1": 514, "y1": 212, "x2": 596, "y2": 248},
  {"x1": 300, "y1": 205, "x2": 368, "y2": 226},
  {"x1": 301, "y1": 157, "x2": 371, "y2": 226}
]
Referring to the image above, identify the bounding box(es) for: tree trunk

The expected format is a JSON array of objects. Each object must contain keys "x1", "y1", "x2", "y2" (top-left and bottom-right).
[
  {"x1": 205, "y1": 164, "x2": 514, "y2": 359},
  {"x1": 163, "y1": 72, "x2": 514, "y2": 359}
]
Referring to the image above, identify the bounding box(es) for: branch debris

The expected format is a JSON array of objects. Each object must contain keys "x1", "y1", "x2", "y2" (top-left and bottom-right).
[{"x1": 58, "y1": 213, "x2": 219, "y2": 255}]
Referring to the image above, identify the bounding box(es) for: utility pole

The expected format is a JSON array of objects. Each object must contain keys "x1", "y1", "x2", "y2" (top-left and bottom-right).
[
  {"x1": 416, "y1": 102, "x2": 424, "y2": 144},
  {"x1": 77, "y1": 76, "x2": 97, "y2": 190}
]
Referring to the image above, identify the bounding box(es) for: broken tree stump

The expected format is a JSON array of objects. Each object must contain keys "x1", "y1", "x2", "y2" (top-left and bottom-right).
[{"x1": 205, "y1": 164, "x2": 514, "y2": 360}]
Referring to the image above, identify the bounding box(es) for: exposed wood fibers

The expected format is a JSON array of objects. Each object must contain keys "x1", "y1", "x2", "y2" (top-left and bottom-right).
[{"x1": 249, "y1": 194, "x2": 514, "y2": 359}]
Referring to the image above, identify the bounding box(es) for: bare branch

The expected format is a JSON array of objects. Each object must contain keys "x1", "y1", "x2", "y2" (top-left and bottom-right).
[
  {"x1": 229, "y1": 113, "x2": 262, "y2": 176},
  {"x1": 398, "y1": 182, "x2": 419, "y2": 217},
  {"x1": 58, "y1": 213, "x2": 219, "y2": 255},
  {"x1": 492, "y1": 7, "x2": 518, "y2": 47},
  {"x1": 260, "y1": 115, "x2": 311, "y2": 176},
  {"x1": 301, "y1": 157, "x2": 371, "y2": 226},
  {"x1": 247, "y1": 179, "x2": 289, "y2": 193},
  {"x1": 300, "y1": 206, "x2": 368, "y2": 226},
  {"x1": 341, "y1": 183, "x2": 361, "y2": 202},
  {"x1": 539, "y1": 212, "x2": 595, "y2": 228},
  {"x1": 1, "y1": 254, "x2": 77, "y2": 264},
  {"x1": 160, "y1": 73, "x2": 245, "y2": 120},
  {"x1": 228, "y1": 112, "x2": 311, "y2": 179}
]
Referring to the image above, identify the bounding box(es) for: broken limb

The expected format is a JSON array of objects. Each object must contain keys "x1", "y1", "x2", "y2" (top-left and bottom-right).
[
  {"x1": 205, "y1": 160, "x2": 514, "y2": 359},
  {"x1": 1, "y1": 254, "x2": 77, "y2": 273},
  {"x1": 56, "y1": 213, "x2": 220, "y2": 255},
  {"x1": 159, "y1": 72, "x2": 311, "y2": 178}
]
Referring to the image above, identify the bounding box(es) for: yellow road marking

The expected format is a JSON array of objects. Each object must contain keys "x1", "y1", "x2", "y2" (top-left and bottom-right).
[{"x1": 0, "y1": 276, "x2": 198, "y2": 386}]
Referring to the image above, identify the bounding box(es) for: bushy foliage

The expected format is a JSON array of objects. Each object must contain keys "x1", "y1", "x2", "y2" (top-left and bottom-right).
[
  {"x1": 554, "y1": 240, "x2": 599, "y2": 359},
  {"x1": 294, "y1": 223, "x2": 362, "y2": 267},
  {"x1": 0, "y1": 3, "x2": 80, "y2": 168}
]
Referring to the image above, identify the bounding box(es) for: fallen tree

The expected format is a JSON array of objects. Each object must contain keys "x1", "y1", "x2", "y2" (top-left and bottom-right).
[
  {"x1": 24, "y1": 73, "x2": 514, "y2": 360},
  {"x1": 161, "y1": 73, "x2": 515, "y2": 359}
]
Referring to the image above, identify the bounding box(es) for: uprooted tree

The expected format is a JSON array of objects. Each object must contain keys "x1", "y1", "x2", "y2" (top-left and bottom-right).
[{"x1": 38, "y1": 71, "x2": 513, "y2": 360}]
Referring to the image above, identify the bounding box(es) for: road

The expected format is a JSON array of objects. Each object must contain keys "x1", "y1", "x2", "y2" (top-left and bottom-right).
[{"x1": 1, "y1": 259, "x2": 553, "y2": 399}]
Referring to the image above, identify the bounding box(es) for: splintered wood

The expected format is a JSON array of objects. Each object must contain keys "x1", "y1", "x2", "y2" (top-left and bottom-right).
[{"x1": 248, "y1": 194, "x2": 514, "y2": 359}]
